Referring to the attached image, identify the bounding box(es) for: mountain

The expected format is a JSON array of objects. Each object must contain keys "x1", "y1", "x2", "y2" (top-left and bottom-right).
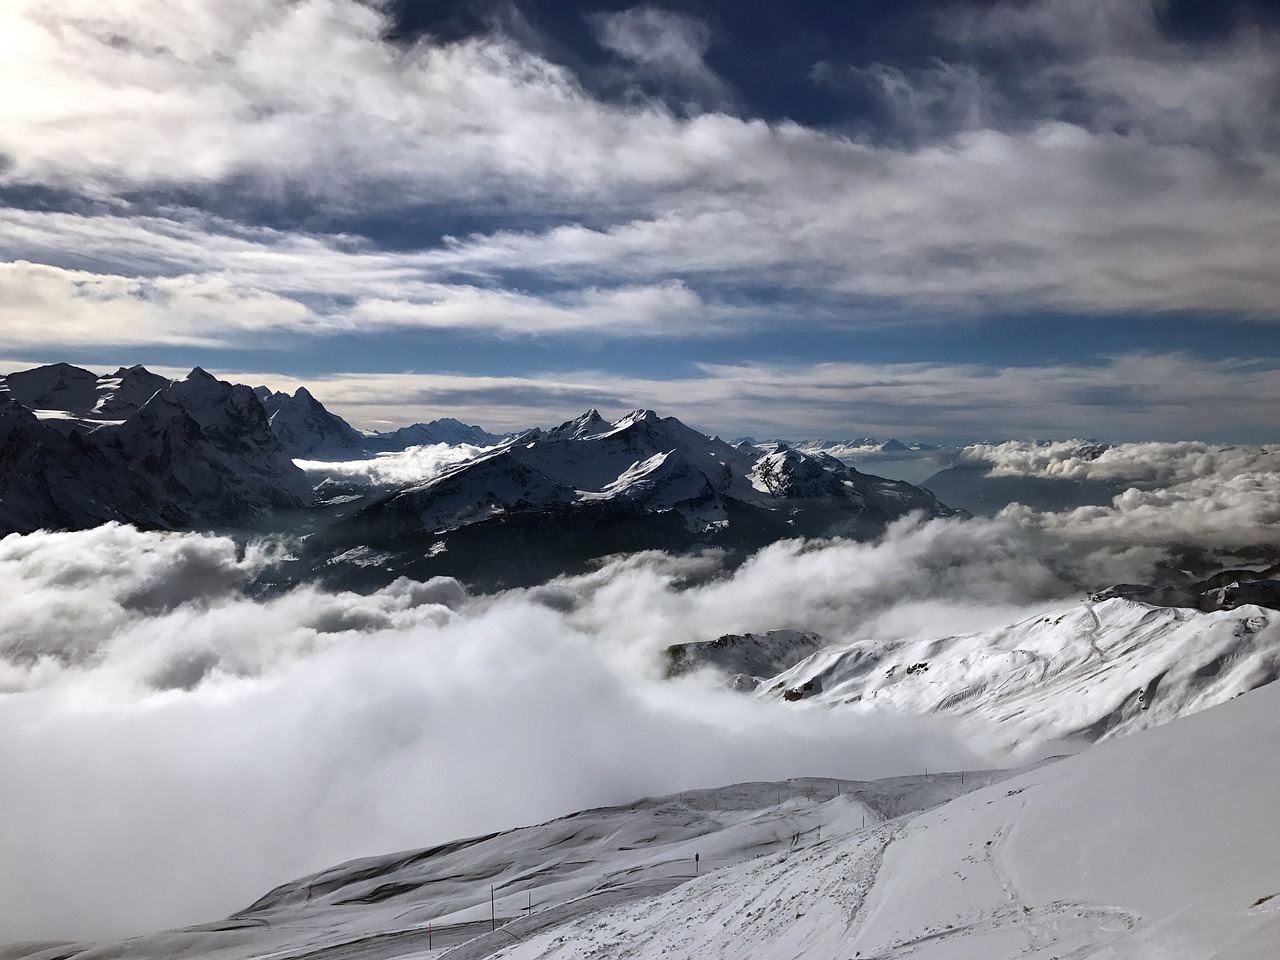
[
  {"x1": 254, "y1": 385, "x2": 368, "y2": 460},
  {"x1": 677, "y1": 595, "x2": 1280, "y2": 751},
  {"x1": 23, "y1": 683, "x2": 1280, "y2": 959},
  {"x1": 365, "y1": 418, "x2": 507, "y2": 451},
  {"x1": 0, "y1": 393, "x2": 182, "y2": 533},
  {"x1": 310, "y1": 410, "x2": 960, "y2": 589},
  {"x1": 0, "y1": 365, "x2": 310, "y2": 534},
  {"x1": 0, "y1": 362, "x2": 171, "y2": 430}
]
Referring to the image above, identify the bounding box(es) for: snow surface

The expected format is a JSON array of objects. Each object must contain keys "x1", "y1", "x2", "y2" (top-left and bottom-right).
[
  {"x1": 750, "y1": 597, "x2": 1280, "y2": 750},
  {"x1": 13, "y1": 681, "x2": 1280, "y2": 959}
]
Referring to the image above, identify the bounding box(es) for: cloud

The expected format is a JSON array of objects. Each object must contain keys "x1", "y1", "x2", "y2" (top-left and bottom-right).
[
  {"x1": 4, "y1": 459, "x2": 1278, "y2": 941},
  {"x1": 0, "y1": 207, "x2": 752, "y2": 343},
  {"x1": 297, "y1": 442, "x2": 497, "y2": 489},
  {"x1": 1003, "y1": 473, "x2": 1280, "y2": 583},
  {"x1": 589, "y1": 6, "x2": 732, "y2": 109},
  {"x1": 960, "y1": 439, "x2": 1280, "y2": 484},
  {"x1": 2, "y1": 0, "x2": 1279, "y2": 341},
  {"x1": 214, "y1": 353, "x2": 1280, "y2": 442},
  {"x1": 5, "y1": 519, "x2": 1063, "y2": 942}
]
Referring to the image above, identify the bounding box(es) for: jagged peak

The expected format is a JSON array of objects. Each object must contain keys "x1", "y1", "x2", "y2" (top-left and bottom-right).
[
  {"x1": 549, "y1": 408, "x2": 612, "y2": 440},
  {"x1": 186, "y1": 366, "x2": 218, "y2": 383}
]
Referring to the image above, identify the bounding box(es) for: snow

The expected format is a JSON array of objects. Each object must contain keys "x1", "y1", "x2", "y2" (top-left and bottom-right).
[
  {"x1": 486, "y1": 683, "x2": 1280, "y2": 960},
  {"x1": 351, "y1": 409, "x2": 955, "y2": 543},
  {"x1": 18, "y1": 680, "x2": 1280, "y2": 959},
  {"x1": 753, "y1": 597, "x2": 1280, "y2": 750}
]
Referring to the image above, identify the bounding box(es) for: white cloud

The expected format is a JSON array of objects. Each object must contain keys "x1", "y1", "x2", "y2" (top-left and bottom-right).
[
  {"x1": 3, "y1": 519, "x2": 1053, "y2": 941},
  {"x1": 960, "y1": 439, "x2": 1280, "y2": 485},
  {"x1": 3, "y1": 455, "x2": 1277, "y2": 940},
  {"x1": 1, "y1": 0, "x2": 1279, "y2": 334},
  {"x1": 216, "y1": 353, "x2": 1280, "y2": 442},
  {"x1": 297, "y1": 443, "x2": 496, "y2": 489},
  {"x1": 0, "y1": 259, "x2": 317, "y2": 347},
  {"x1": 589, "y1": 6, "x2": 732, "y2": 109}
]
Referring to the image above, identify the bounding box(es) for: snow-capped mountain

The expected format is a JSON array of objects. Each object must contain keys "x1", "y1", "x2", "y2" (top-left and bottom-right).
[
  {"x1": 254, "y1": 385, "x2": 369, "y2": 460},
  {"x1": 671, "y1": 594, "x2": 1280, "y2": 751},
  {"x1": 24, "y1": 682, "x2": 1280, "y2": 960},
  {"x1": 0, "y1": 361, "x2": 170, "y2": 429},
  {"x1": 313, "y1": 410, "x2": 959, "y2": 588},
  {"x1": 364, "y1": 417, "x2": 508, "y2": 451},
  {"x1": 773, "y1": 437, "x2": 938, "y2": 458},
  {"x1": 0, "y1": 364, "x2": 310, "y2": 534}
]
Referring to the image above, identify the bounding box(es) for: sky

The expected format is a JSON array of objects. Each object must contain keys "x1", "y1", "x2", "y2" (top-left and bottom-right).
[{"x1": 2, "y1": 0, "x2": 1279, "y2": 441}]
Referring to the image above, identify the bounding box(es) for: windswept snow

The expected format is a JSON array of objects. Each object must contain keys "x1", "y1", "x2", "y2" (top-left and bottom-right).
[
  {"x1": 488, "y1": 682, "x2": 1280, "y2": 960},
  {"x1": 752, "y1": 597, "x2": 1280, "y2": 750},
  {"x1": 14, "y1": 682, "x2": 1280, "y2": 960}
]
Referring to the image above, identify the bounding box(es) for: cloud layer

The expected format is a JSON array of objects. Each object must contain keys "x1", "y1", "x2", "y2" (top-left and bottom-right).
[
  {"x1": 7, "y1": 465, "x2": 1280, "y2": 943},
  {"x1": 2, "y1": 0, "x2": 1279, "y2": 360},
  {"x1": 226, "y1": 353, "x2": 1280, "y2": 441},
  {"x1": 0, "y1": 510, "x2": 1099, "y2": 944}
]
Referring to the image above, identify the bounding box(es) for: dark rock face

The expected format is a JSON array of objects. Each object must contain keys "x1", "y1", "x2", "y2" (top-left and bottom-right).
[
  {"x1": 255, "y1": 385, "x2": 369, "y2": 460},
  {"x1": 1092, "y1": 578, "x2": 1280, "y2": 613},
  {"x1": 0, "y1": 366, "x2": 309, "y2": 535}
]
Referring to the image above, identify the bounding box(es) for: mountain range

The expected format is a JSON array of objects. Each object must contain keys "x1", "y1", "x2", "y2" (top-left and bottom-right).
[
  {"x1": 0, "y1": 364, "x2": 959, "y2": 588},
  {"x1": 310, "y1": 408, "x2": 959, "y2": 588}
]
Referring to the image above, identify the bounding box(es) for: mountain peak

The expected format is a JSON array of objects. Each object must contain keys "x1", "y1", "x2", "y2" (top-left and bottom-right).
[
  {"x1": 549, "y1": 409, "x2": 612, "y2": 441},
  {"x1": 186, "y1": 366, "x2": 218, "y2": 383}
]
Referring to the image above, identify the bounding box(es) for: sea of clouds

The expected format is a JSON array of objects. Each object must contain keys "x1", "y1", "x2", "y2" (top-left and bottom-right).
[{"x1": 3, "y1": 442, "x2": 1279, "y2": 943}]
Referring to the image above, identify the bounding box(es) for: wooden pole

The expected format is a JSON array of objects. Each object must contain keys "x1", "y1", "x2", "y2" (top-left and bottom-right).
[{"x1": 490, "y1": 885, "x2": 495, "y2": 931}]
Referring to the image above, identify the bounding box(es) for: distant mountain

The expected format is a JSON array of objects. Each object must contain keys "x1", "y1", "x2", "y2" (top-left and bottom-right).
[
  {"x1": 364, "y1": 417, "x2": 507, "y2": 451},
  {"x1": 0, "y1": 364, "x2": 310, "y2": 534},
  {"x1": 254, "y1": 386, "x2": 368, "y2": 460},
  {"x1": 769, "y1": 438, "x2": 938, "y2": 458},
  {"x1": 309, "y1": 410, "x2": 960, "y2": 589},
  {"x1": 1, "y1": 367, "x2": 959, "y2": 583},
  {"x1": 1, "y1": 361, "x2": 170, "y2": 428}
]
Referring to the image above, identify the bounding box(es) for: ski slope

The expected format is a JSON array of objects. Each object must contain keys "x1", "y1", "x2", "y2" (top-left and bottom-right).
[{"x1": 9, "y1": 680, "x2": 1280, "y2": 959}]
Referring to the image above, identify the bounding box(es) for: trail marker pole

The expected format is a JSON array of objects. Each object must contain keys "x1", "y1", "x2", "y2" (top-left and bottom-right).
[
  {"x1": 428, "y1": 923, "x2": 432, "y2": 950},
  {"x1": 490, "y1": 885, "x2": 496, "y2": 931},
  {"x1": 528, "y1": 890, "x2": 532, "y2": 916}
]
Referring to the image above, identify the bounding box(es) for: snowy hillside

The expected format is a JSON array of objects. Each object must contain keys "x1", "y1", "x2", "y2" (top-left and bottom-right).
[
  {"x1": 488, "y1": 682, "x2": 1280, "y2": 960},
  {"x1": 679, "y1": 597, "x2": 1280, "y2": 750},
  {"x1": 14, "y1": 682, "x2": 1280, "y2": 960}
]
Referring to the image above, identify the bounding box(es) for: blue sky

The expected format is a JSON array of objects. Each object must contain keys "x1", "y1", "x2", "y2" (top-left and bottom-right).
[{"x1": 2, "y1": 0, "x2": 1279, "y2": 441}]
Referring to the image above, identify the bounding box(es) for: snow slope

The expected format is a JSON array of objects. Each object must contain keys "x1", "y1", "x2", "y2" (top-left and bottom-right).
[
  {"x1": 751, "y1": 597, "x2": 1280, "y2": 750},
  {"x1": 0, "y1": 773, "x2": 1013, "y2": 960},
  {"x1": 491, "y1": 681, "x2": 1280, "y2": 960},
  {"x1": 12, "y1": 682, "x2": 1280, "y2": 959}
]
